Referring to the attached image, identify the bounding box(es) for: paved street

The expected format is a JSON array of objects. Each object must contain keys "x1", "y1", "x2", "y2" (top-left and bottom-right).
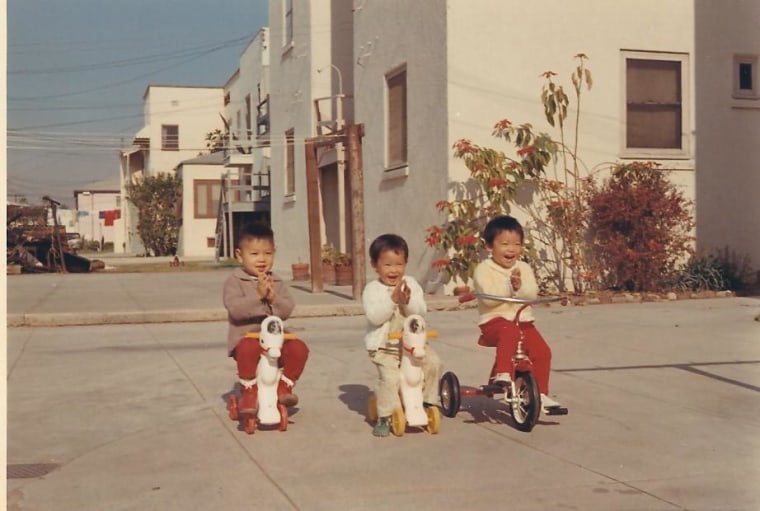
[{"x1": 7, "y1": 296, "x2": 760, "y2": 511}]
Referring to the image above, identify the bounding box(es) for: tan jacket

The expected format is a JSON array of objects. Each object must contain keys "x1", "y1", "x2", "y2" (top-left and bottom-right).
[{"x1": 223, "y1": 267, "x2": 295, "y2": 354}]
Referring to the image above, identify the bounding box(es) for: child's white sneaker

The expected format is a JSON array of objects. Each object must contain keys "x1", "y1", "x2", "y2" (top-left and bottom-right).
[
  {"x1": 493, "y1": 372, "x2": 512, "y2": 385},
  {"x1": 541, "y1": 393, "x2": 560, "y2": 408},
  {"x1": 541, "y1": 393, "x2": 568, "y2": 415}
]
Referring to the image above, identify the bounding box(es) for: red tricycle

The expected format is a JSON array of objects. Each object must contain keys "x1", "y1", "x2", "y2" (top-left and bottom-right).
[{"x1": 439, "y1": 293, "x2": 568, "y2": 432}]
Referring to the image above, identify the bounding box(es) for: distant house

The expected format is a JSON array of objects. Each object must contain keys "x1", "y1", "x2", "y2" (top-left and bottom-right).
[
  {"x1": 73, "y1": 177, "x2": 121, "y2": 247},
  {"x1": 175, "y1": 151, "x2": 226, "y2": 258},
  {"x1": 118, "y1": 85, "x2": 224, "y2": 255}
]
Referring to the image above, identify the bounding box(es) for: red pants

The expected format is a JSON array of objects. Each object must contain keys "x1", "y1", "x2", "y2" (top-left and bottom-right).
[
  {"x1": 478, "y1": 318, "x2": 552, "y2": 395},
  {"x1": 233, "y1": 336, "x2": 309, "y2": 383}
]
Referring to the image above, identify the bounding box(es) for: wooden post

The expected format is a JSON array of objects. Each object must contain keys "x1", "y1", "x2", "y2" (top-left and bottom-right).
[
  {"x1": 304, "y1": 138, "x2": 323, "y2": 292},
  {"x1": 346, "y1": 123, "x2": 366, "y2": 300}
]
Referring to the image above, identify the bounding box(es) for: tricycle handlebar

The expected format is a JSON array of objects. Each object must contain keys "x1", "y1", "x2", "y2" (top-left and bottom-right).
[{"x1": 458, "y1": 292, "x2": 566, "y2": 306}]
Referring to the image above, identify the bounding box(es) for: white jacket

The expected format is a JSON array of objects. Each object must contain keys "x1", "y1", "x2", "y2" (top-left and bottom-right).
[{"x1": 362, "y1": 276, "x2": 427, "y2": 351}]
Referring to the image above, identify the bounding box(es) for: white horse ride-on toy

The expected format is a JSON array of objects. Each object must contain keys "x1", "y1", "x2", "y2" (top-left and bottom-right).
[
  {"x1": 227, "y1": 316, "x2": 293, "y2": 434},
  {"x1": 368, "y1": 314, "x2": 441, "y2": 436}
]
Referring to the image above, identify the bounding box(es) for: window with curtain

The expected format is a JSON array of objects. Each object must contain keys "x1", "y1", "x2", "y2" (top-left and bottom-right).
[
  {"x1": 194, "y1": 180, "x2": 221, "y2": 219},
  {"x1": 162, "y1": 125, "x2": 179, "y2": 151},
  {"x1": 623, "y1": 52, "x2": 689, "y2": 157}
]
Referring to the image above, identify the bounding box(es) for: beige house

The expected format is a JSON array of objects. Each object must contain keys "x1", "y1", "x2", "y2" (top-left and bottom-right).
[{"x1": 118, "y1": 85, "x2": 224, "y2": 255}]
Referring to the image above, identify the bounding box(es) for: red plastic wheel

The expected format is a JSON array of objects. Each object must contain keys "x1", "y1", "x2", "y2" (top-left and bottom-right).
[
  {"x1": 243, "y1": 413, "x2": 256, "y2": 435},
  {"x1": 227, "y1": 395, "x2": 239, "y2": 421},
  {"x1": 278, "y1": 404, "x2": 288, "y2": 432}
]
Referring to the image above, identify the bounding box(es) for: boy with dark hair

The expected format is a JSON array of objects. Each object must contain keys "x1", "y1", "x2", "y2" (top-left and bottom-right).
[
  {"x1": 473, "y1": 215, "x2": 562, "y2": 412},
  {"x1": 223, "y1": 223, "x2": 309, "y2": 415},
  {"x1": 362, "y1": 233, "x2": 443, "y2": 436}
]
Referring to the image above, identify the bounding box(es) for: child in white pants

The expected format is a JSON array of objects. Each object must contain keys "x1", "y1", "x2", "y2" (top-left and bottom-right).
[{"x1": 362, "y1": 234, "x2": 443, "y2": 437}]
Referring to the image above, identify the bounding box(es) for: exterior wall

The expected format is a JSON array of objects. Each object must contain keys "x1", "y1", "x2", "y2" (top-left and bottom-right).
[
  {"x1": 695, "y1": 0, "x2": 760, "y2": 278},
  {"x1": 357, "y1": 0, "x2": 695, "y2": 287},
  {"x1": 176, "y1": 163, "x2": 224, "y2": 258},
  {"x1": 74, "y1": 190, "x2": 120, "y2": 246},
  {"x1": 353, "y1": 0, "x2": 449, "y2": 286},
  {"x1": 268, "y1": 0, "x2": 354, "y2": 269},
  {"x1": 143, "y1": 86, "x2": 224, "y2": 176}
]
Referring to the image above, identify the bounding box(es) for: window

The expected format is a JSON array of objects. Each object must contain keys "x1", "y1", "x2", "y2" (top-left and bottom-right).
[
  {"x1": 245, "y1": 94, "x2": 252, "y2": 137},
  {"x1": 734, "y1": 55, "x2": 759, "y2": 99},
  {"x1": 386, "y1": 67, "x2": 408, "y2": 169},
  {"x1": 207, "y1": 237, "x2": 216, "y2": 248},
  {"x1": 194, "y1": 180, "x2": 221, "y2": 219},
  {"x1": 162, "y1": 124, "x2": 179, "y2": 151},
  {"x1": 622, "y1": 51, "x2": 689, "y2": 158},
  {"x1": 285, "y1": 129, "x2": 295, "y2": 196},
  {"x1": 284, "y1": 0, "x2": 293, "y2": 47}
]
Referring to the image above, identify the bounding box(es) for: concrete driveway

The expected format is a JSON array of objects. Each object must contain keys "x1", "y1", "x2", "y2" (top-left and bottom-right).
[{"x1": 6, "y1": 297, "x2": 760, "y2": 510}]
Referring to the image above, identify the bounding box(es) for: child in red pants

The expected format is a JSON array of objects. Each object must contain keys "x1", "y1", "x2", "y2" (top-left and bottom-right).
[
  {"x1": 473, "y1": 215, "x2": 561, "y2": 411},
  {"x1": 223, "y1": 223, "x2": 309, "y2": 414}
]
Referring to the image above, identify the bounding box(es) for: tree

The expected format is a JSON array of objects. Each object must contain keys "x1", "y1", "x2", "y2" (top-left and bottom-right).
[
  {"x1": 204, "y1": 129, "x2": 225, "y2": 154},
  {"x1": 126, "y1": 173, "x2": 182, "y2": 256}
]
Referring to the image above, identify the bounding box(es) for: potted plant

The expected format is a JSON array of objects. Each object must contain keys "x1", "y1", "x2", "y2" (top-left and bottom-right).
[
  {"x1": 291, "y1": 258, "x2": 310, "y2": 281},
  {"x1": 334, "y1": 251, "x2": 353, "y2": 286},
  {"x1": 321, "y1": 244, "x2": 338, "y2": 285}
]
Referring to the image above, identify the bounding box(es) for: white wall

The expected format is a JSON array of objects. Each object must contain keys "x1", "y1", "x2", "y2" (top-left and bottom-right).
[
  {"x1": 353, "y1": 0, "x2": 449, "y2": 285},
  {"x1": 695, "y1": 0, "x2": 760, "y2": 278},
  {"x1": 355, "y1": 0, "x2": 696, "y2": 286},
  {"x1": 143, "y1": 86, "x2": 224, "y2": 176},
  {"x1": 268, "y1": 0, "x2": 347, "y2": 268},
  {"x1": 176, "y1": 163, "x2": 224, "y2": 258}
]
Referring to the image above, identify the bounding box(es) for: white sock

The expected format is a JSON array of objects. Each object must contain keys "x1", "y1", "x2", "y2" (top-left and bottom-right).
[{"x1": 541, "y1": 393, "x2": 560, "y2": 408}]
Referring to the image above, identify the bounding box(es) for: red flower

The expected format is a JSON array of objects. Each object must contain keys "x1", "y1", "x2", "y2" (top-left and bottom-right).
[
  {"x1": 455, "y1": 234, "x2": 479, "y2": 246},
  {"x1": 541, "y1": 70, "x2": 558, "y2": 78},
  {"x1": 435, "y1": 200, "x2": 451, "y2": 211},
  {"x1": 517, "y1": 146, "x2": 536, "y2": 157},
  {"x1": 493, "y1": 119, "x2": 512, "y2": 130},
  {"x1": 489, "y1": 178, "x2": 508, "y2": 188},
  {"x1": 431, "y1": 258, "x2": 450, "y2": 269}
]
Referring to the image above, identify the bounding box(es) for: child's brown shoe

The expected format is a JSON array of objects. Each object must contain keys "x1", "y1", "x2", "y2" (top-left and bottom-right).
[{"x1": 239, "y1": 385, "x2": 258, "y2": 414}]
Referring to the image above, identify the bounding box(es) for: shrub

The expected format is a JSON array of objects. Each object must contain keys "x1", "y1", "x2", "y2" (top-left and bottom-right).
[
  {"x1": 672, "y1": 253, "x2": 726, "y2": 291},
  {"x1": 587, "y1": 161, "x2": 695, "y2": 292}
]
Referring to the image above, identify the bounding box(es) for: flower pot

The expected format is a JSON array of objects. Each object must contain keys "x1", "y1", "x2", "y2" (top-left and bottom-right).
[
  {"x1": 291, "y1": 262, "x2": 310, "y2": 281},
  {"x1": 322, "y1": 262, "x2": 337, "y2": 285},
  {"x1": 335, "y1": 264, "x2": 353, "y2": 286}
]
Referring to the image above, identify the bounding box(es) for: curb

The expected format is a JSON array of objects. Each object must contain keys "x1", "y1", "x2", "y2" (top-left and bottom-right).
[{"x1": 6, "y1": 299, "x2": 466, "y2": 328}]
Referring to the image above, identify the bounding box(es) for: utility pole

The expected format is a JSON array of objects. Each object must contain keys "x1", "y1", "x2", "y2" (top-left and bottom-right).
[{"x1": 346, "y1": 123, "x2": 366, "y2": 299}]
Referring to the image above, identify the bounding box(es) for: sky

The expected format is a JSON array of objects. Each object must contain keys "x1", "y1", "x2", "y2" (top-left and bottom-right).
[{"x1": 6, "y1": 0, "x2": 269, "y2": 208}]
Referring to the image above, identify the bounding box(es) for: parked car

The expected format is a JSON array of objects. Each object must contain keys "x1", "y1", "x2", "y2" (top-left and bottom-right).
[{"x1": 66, "y1": 232, "x2": 82, "y2": 251}]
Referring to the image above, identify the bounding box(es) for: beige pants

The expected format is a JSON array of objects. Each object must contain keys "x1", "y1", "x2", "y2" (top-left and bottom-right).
[{"x1": 369, "y1": 344, "x2": 443, "y2": 418}]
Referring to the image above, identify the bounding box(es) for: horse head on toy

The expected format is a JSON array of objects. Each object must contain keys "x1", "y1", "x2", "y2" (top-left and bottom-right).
[
  {"x1": 259, "y1": 316, "x2": 285, "y2": 359},
  {"x1": 402, "y1": 314, "x2": 427, "y2": 359}
]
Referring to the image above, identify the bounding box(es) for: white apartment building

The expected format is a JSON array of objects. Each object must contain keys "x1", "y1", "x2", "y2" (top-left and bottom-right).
[{"x1": 118, "y1": 85, "x2": 224, "y2": 255}]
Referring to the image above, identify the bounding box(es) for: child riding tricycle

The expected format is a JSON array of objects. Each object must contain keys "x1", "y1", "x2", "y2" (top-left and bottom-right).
[{"x1": 438, "y1": 215, "x2": 568, "y2": 432}]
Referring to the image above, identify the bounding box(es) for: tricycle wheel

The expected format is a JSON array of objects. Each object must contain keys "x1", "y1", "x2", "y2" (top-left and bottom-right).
[
  {"x1": 390, "y1": 408, "x2": 406, "y2": 437},
  {"x1": 439, "y1": 371, "x2": 461, "y2": 418},
  {"x1": 243, "y1": 413, "x2": 256, "y2": 435},
  {"x1": 367, "y1": 393, "x2": 378, "y2": 422},
  {"x1": 511, "y1": 371, "x2": 541, "y2": 432},
  {"x1": 426, "y1": 406, "x2": 441, "y2": 434},
  {"x1": 227, "y1": 395, "x2": 239, "y2": 421},
  {"x1": 278, "y1": 404, "x2": 288, "y2": 432}
]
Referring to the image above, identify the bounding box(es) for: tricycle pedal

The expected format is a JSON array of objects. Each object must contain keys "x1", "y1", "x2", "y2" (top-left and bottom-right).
[{"x1": 543, "y1": 405, "x2": 568, "y2": 416}]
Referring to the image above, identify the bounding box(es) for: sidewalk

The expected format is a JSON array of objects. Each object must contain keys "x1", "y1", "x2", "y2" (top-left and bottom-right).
[{"x1": 6, "y1": 266, "x2": 462, "y2": 327}]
